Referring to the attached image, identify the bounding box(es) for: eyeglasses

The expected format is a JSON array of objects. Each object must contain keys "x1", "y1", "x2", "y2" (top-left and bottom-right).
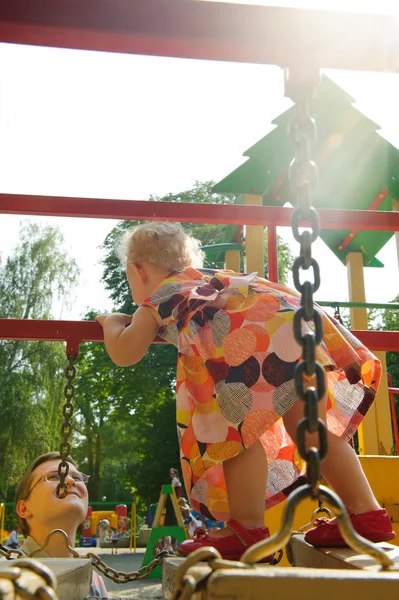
[{"x1": 24, "y1": 470, "x2": 90, "y2": 498}]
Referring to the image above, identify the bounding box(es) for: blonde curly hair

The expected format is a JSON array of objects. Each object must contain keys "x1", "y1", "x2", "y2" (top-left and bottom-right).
[{"x1": 117, "y1": 221, "x2": 204, "y2": 272}]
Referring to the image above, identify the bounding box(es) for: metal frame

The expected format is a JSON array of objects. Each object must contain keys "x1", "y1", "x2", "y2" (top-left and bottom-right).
[
  {"x1": 1, "y1": 194, "x2": 399, "y2": 231},
  {"x1": 0, "y1": 1, "x2": 398, "y2": 72},
  {"x1": 1, "y1": 320, "x2": 398, "y2": 355},
  {"x1": 0, "y1": 2, "x2": 398, "y2": 357}
]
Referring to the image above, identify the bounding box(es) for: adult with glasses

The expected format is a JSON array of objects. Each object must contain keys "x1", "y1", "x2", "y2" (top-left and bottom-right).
[{"x1": 15, "y1": 451, "x2": 108, "y2": 599}]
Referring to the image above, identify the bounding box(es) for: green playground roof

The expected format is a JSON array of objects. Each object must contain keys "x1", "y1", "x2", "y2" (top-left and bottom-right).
[{"x1": 212, "y1": 75, "x2": 399, "y2": 267}]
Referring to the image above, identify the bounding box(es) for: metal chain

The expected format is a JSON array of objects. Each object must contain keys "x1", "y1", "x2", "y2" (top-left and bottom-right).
[
  {"x1": 57, "y1": 354, "x2": 77, "y2": 499},
  {"x1": 2, "y1": 530, "x2": 168, "y2": 584},
  {"x1": 1, "y1": 543, "x2": 23, "y2": 560},
  {"x1": 84, "y1": 550, "x2": 169, "y2": 584},
  {"x1": 0, "y1": 558, "x2": 58, "y2": 600},
  {"x1": 333, "y1": 302, "x2": 344, "y2": 325},
  {"x1": 285, "y1": 68, "x2": 327, "y2": 498}
]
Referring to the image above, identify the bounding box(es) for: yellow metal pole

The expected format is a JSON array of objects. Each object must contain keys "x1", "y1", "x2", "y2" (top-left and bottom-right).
[
  {"x1": 129, "y1": 502, "x2": 134, "y2": 552},
  {"x1": 373, "y1": 350, "x2": 393, "y2": 455},
  {"x1": 346, "y1": 252, "x2": 393, "y2": 455},
  {"x1": 133, "y1": 502, "x2": 137, "y2": 554},
  {"x1": 0, "y1": 503, "x2": 4, "y2": 542},
  {"x1": 243, "y1": 194, "x2": 264, "y2": 275},
  {"x1": 346, "y1": 252, "x2": 376, "y2": 455},
  {"x1": 225, "y1": 250, "x2": 241, "y2": 272}
]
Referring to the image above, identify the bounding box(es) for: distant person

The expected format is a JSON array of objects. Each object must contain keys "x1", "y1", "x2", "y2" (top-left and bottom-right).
[
  {"x1": 98, "y1": 518, "x2": 110, "y2": 546},
  {"x1": 110, "y1": 528, "x2": 120, "y2": 555},
  {"x1": 15, "y1": 452, "x2": 108, "y2": 599},
  {"x1": 178, "y1": 498, "x2": 204, "y2": 537},
  {"x1": 6, "y1": 527, "x2": 20, "y2": 549},
  {"x1": 170, "y1": 468, "x2": 182, "y2": 498}
]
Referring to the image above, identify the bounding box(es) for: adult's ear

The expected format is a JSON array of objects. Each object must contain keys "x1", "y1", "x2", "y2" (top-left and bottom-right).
[{"x1": 16, "y1": 500, "x2": 32, "y2": 520}]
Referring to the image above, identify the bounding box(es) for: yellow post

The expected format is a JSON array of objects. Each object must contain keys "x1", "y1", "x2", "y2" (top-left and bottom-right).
[
  {"x1": 243, "y1": 194, "x2": 264, "y2": 276},
  {"x1": 133, "y1": 502, "x2": 137, "y2": 554},
  {"x1": 374, "y1": 351, "x2": 394, "y2": 455},
  {"x1": 0, "y1": 503, "x2": 4, "y2": 542},
  {"x1": 129, "y1": 502, "x2": 134, "y2": 552},
  {"x1": 346, "y1": 252, "x2": 392, "y2": 455},
  {"x1": 225, "y1": 250, "x2": 241, "y2": 273},
  {"x1": 346, "y1": 252, "x2": 377, "y2": 455}
]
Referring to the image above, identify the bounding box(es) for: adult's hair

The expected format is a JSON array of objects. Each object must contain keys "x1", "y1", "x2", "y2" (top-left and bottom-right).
[
  {"x1": 16, "y1": 452, "x2": 77, "y2": 537},
  {"x1": 170, "y1": 468, "x2": 179, "y2": 476}
]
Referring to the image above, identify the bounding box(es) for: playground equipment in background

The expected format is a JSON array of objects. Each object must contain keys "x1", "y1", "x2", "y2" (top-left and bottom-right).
[
  {"x1": 80, "y1": 504, "x2": 127, "y2": 546},
  {"x1": 141, "y1": 484, "x2": 187, "y2": 579}
]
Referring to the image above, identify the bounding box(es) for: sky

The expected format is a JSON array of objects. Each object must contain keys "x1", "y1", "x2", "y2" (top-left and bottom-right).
[{"x1": 0, "y1": 1, "x2": 398, "y2": 321}]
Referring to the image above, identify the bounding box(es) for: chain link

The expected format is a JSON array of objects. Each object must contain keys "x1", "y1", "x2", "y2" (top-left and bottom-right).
[
  {"x1": 0, "y1": 558, "x2": 58, "y2": 600},
  {"x1": 56, "y1": 354, "x2": 77, "y2": 499},
  {"x1": 2, "y1": 530, "x2": 168, "y2": 585},
  {"x1": 285, "y1": 68, "x2": 327, "y2": 498},
  {"x1": 1, "y1": 543, "x2": 23, "y2": 560},
  {"x1": 333, "y1": 302, "x2": 344, "y2": 325},
  {"x1": 84, "y1": 550, "x2": 169, "y2": 583}
]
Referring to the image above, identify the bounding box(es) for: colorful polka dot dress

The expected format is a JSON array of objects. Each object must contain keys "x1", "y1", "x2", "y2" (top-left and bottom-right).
[{"x1": 141, "y1": 267, "x2": 381, "y2": 521}]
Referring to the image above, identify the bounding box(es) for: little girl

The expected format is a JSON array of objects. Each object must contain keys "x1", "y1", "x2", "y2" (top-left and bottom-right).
[{"x1": 96, "y1": 222, "x2": 394, "y2": 560}]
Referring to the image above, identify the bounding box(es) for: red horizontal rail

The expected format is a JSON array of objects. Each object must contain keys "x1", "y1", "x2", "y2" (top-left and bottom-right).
[
  {"x1": 1, "y1": 319, "x2": 398, "y2": 354},
  {"x1": 1, "y1": 194, "x2": 399, "y2": 231},
  {"x1": 0, "y1": 1, "x2": 398, "y2": 73}
]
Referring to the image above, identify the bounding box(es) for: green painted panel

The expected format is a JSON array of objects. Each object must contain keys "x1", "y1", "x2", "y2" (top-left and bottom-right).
[
  {"x1": 212, "y1": 158, "x2": 273, "y2": 195},
  {"x1": 213, "y1": 74, "x2": 399, "y2": 266},
  {"x1": 141, "y1": 525, "x2": 187, "y2": 579}
]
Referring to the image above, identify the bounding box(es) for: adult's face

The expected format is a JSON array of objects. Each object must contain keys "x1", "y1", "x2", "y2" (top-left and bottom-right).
[{"x1": 17, "y1": 459, "x2": 89, "y2": 533}]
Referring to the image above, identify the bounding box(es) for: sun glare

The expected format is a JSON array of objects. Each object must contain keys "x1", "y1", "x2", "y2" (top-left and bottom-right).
[{"x1": 201, "y1": 0, "x2": 399, "y2": 16}]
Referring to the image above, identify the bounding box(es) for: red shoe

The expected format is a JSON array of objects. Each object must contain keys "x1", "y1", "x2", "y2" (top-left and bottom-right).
[
  {"x1": 305, "y1": 508, "x2": 395, "y2": 547},
  {"x1": 178, "y1": 519, "x2": 273, "y2": 562}
]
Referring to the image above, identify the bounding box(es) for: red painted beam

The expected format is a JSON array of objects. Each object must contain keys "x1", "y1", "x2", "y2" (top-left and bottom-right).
[
  {"x1": 267, "y1": 224, "x2": 278, "y2": 283},
  {"x1": 1, "y1": 319, "x2": 398, "y2": 353},
  {"x1": 1, "y1": 194, "x2": 399, "y2": 231},
  {"x1": 0, "y1": 1, "x2": 398, "y2": 73}
]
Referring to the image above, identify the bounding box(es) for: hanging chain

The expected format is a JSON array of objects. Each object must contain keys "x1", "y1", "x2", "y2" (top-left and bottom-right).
[
  {"x1": 57, "y1": 354, "x2": 77, "y2": 499},
  {"x1": 285, "y1": 68, "x2": 327, "y2": 498},
  {"x1": 333, "y1": 302, "x2": 344, "y2": 325},
  {"x1": 1, "y1": 530, "x2": 169, "y2": 584},
  {"x1": 0, "y1": 558, "x2": 58, "y2": 600}
]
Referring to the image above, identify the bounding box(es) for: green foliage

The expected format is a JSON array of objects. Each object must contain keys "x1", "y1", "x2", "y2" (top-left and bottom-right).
[{"x1": 0, "y1": 223, "x2": 79, "y2": 501}]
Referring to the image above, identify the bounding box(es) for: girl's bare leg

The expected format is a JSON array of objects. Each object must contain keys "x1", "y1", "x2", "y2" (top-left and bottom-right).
[
  {"x1": 208, "y1": 439, "x2": 268, "y2": 538},
  {"x1": 283, "y1": 397, "x2": 380, "y2": 513}
]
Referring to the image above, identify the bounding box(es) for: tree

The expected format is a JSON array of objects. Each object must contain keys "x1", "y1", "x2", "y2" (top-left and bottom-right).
[{"x1": 0, "y1": 222, "x2": 79, "y2": 500}]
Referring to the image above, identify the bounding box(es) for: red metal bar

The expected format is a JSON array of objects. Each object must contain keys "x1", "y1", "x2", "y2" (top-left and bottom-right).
[
  {"x1": 1, "y1": 319, "x2": 398, "y2": 352},
  {"x1": 388, "y1": 376, "x2": 399, "y2": 454},
  {"x1": 337, "y1": 188, "x2": 389, "y2": 251},
  {"x1": 267, "y1": 224, "x2": 278, "y2": 283},
  {"x1": 0, "y1": 1, "x2": 398, "y2": 73},
  {"x1": 1, "y1": 194, "x2": 399, "y2": 231}
]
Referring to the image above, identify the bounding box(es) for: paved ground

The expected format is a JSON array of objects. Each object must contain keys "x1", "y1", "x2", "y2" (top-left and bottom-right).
[{"x1": 76, "y1": 547, "x2": 163, "y2": 599}]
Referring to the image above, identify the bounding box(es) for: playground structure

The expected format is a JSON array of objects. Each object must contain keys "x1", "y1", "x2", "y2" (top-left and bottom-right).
[
  {"x1": 0, "y1": 2, "x2": 399, "y2": 599},
  {"x1": 80, "y1": 504, "x2": 128, "y2": 546}
]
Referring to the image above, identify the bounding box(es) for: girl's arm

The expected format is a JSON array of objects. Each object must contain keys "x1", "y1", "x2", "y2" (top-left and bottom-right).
[{"x1": 96, "y1": 306, "x2": 160, "y2": 367}]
